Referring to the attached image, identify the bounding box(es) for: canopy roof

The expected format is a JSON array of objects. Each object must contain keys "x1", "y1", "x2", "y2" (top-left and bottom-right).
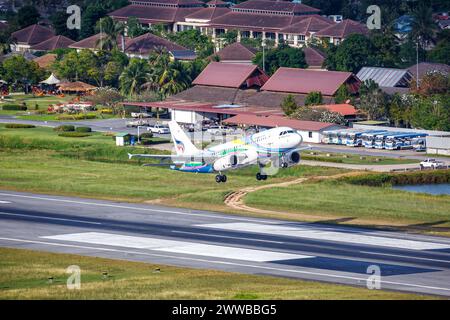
[
  {"x1": 40, "y1": 73, "x2": 60, "y2": 85},
  {"x1": 57, "y1": 81, "x2": 96, "y2": 92}
]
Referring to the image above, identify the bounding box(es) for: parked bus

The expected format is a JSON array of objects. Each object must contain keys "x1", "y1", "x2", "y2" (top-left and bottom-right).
[
  {"x1": 321, "y1": 130, "x2": 340, "y2": 144},
  {"x1": 361, "y1": 131, "x2": 388, "y2": 148},
  {"x1": 374, "y1": 132, "x2": 405, "y2": 149},
  {"x1": 412, "y1": 137, "x2": 427, "y2": 152},
  {"x1": 385, "y1": 133, "x2": 428, "y2": 150},
  {"x1": 345, "y1": 130, "x2": 373, "y2": 147}
]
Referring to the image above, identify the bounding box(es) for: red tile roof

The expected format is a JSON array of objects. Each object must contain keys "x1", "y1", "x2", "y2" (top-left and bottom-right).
[
  {"x1": 109, "y1": 4, "x2": 202, "y2": 23},
  {"x1": 232, "y1": 0, "x2": 320, "y2": 14},
  {"x1": 124, "y1": 32, "x2": 186, "y2": 55},
  {"x1": 69, "y1": 33, "x2": 128, "y2": 50},
  {"x1": 185, "y1": 6, "x2": 230, "y2": 21},
  {"x1": 314, "y1": 19, "x2": 368, "y2": 38},
  {"x1": 311, "y1": 103, "x2": 357, "y2": 116},
  {"x1": 193, "y1": 62, "x2": 269, "y2": 88},
  {"x1": 32, "y1": 53, "x2": 57, "y2": 69},
  {"x1": 261, "y1": 68, "x2": 358, "y2": 96},
  {"x1": 11, "y1": 24, "x2": 55, "y2": 45},
  {"x1": 279, "y1": 15, "x2": 334, "y2": 35},
  {"x1": 223, "y1": 114, "x2": 336, "y2": 131},
  {"x1": 132, "y1": 0, "x2": 204, "y2": 4},
  {"x1": 213, "y1": 42, "x2": 257, "y2": 61},
  {"x1": 30, "y1": 35, "x2": 75, "y2": 51},
  {"x1": 407, "y1": 62, "x2": 450, "y2": 81},
  {"x1": 303, "y1": 47, "x2": 327, "y2": 68}
]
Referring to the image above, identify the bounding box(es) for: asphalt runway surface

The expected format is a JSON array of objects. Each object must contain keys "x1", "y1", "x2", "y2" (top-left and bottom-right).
[{"x1": 1, "y1": 190, "x2": 450, "y2": 297}]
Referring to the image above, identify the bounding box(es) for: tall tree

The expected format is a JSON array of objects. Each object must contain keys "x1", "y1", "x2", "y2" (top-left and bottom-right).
[
  {"x1": 281, "y1": 94, "x2": 298, "y2": 116},
  {"x1": 410, "y1": 3, "x2": 438, "y2": 49},
  {"x1": 253, "y1": 44, "x2": 307, "y2": 75},
  {"x1": 119, "y1": 58, "x2": 149, "y2": 98},
  {"x1": 126, "y1": 17, "x2": 147, "y2": 38},
  {"x1": 358, "y1": 80, "x2": 388, "y2": 120},
  {"x1": 305, "y1": 91, "x2": 323, "y2": 106},
  {"x1": 95, "y1": 17, "x2": 125, "y2": 51}
]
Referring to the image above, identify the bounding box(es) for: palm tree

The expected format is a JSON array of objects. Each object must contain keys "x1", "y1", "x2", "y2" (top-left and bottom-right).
[
  {"x1": 410, "y1": 4, "x2": 437, "y2": 49},
  {"x1": 96, "y1": 17, "x2": 125, "y2": 51},
  {"x1": 159, "y1": 61, "x2": 191, "y2": 97},
  {"x1": 119, "y1": 59, "x2": 149, "y2": 98}
]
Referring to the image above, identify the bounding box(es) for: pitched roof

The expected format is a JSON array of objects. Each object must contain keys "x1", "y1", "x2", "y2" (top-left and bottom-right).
[
  {"x1": 124, "y1": 33, "x2": 187, "y2": 55},
  {"x1": 30, "y1": 35, "x2": 75, "y2": 51},
  {"x1": 213, "y1": 42, "x2": 258, "y2": 61},
  {"x1": 11, "y1": 24, "x2": 55, "y2": 45},
  {"x1": 33, "y1": 53, "x2": 57, "y2": 69},
  {"x1": 192, "y1": 62, "x2": 268, "y2": 88},
  {"x1": 303, "y1": 47, "x2": 326, "y2": 68},
  {"x1": 356, "y1": 67, "x2": 413, "y2": 87},
  {"x1": 407, "y1": 62, "x2": 450, "y2": 80},
  {"x1": 310, "y1": 103, "x2": 357, "y2": 116},
  {"x1": 232, "y1": 0, "x2": 320, "y2": 15},
  {"x1": 261, "y1": 68, "x2": 358, "y2": 96},
  {"x1": 279, "y1": 15, "x2": 334, "y2": 35},
  {"x1": 69, "y1": 33, "x2": 128, "y2": 50},
  {"x1": 223, "y1": 114, "x2": 336, "y2": 132},
  {"x1": 184, "y1": 6, "x2": 230, "y2": 21},
  {"x1": 109, "y1": 4, "x2": 202, "y2": 23},
  {"x1": 314, "y1": 19, "x2": 368, "y2": 38}
]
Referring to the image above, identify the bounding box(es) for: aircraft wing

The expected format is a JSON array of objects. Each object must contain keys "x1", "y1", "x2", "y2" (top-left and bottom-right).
[
  {"x1": 287, "y1": 145, "x2": 313, "y2": 153},
  {"x1": 128, "y1": 153, "x2": 217, "y2": 163}
]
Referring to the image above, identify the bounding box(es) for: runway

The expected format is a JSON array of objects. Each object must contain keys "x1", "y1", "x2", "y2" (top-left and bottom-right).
[{"x1": 1, "y1": 190, "x2": 450, "y2": 297}]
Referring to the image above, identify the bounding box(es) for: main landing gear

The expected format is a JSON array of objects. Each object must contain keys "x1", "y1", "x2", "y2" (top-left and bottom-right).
[
  {"x1": 215, "y1": 174, "x2": 227, "y2": 183},
  {"x1": 256, "y1": 172, "x2": 268, "y2": 181}
]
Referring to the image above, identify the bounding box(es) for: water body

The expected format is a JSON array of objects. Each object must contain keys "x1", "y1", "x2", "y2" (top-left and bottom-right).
[{"x1": 393, "y1": 184, "x2": 450, "y2": 195}]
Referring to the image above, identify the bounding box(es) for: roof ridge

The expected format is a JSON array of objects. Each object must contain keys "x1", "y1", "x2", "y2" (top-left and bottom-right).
[{"x1": 27, "y1": 24, "x2": 38, "y2": 44}]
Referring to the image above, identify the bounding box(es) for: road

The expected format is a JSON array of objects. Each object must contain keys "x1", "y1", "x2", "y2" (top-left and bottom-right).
[{"x1": 1, "y1": 190, "x2": 450, "y2": 297}]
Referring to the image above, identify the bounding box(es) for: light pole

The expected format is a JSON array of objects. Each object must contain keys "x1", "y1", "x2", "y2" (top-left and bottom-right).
[
  {"x1": 262, "y1": 37, "x2": 266, "y2": 73},
  {"x1": 137, "y1": 125, "x2": 146, "y2": 144},
  {"x1": 416, "y1": 37, "x2": 420, "y2": 90}
]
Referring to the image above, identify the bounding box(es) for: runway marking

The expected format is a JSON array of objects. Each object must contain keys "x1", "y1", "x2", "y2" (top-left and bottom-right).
[
  {"x1": 1, "y1": 236, "x2": 450, "y2": 294},
  {"x1": 199, "y1": 223, "x2": 450, "y2": 251},
  {"x1": 41, "y1": 232, "x2": 310, "y2": 262},
  {"x1": 0, "y1": 192, "x2": 276, "y2": 223},
  {"x1": 171, "y1": 230, "x2": 285, "y2": 244},
  {"x1": 359, "y1": 251, "x2": 450, "y2": 264},
  {"x1": 0, "y1": 201, "x2": 11, "y2": 204},
  {"x1": 0, "y1": 212, "x2": 102, "y2": 225}
]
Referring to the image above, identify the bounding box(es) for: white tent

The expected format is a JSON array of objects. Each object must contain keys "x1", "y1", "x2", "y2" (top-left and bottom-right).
[{"x1": 40, "y1": 73, "x2": 60, "y2": 85}]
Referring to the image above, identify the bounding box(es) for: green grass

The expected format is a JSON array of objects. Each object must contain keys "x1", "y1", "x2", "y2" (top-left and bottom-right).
[
  {"x1": 245, "y1": 180, "x2": 450, "y2": 226},
  {"x1": 0, "y1": 248, "x2": 433, "y2": 300},
  {"x1": 302, "y1": 151, "x2": 418, "y2": 165}
]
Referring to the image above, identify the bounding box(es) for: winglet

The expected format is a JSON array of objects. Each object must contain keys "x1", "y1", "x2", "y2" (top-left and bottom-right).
[{"x1": 128, "y1": 153, "x2": 133, "y2": 160}]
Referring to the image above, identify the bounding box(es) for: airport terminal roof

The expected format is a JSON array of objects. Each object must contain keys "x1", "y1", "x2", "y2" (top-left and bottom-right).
[
  {"x1": 192, "y1": 62, "x2": 268, "y2": 88},
  {"x1": 356, "y1": 67, "x2": 412, "y2": 87},
  {"x1": 313, "y1": 19, "x2": 368, "y2": 38},
  {"x1": 212, "y1": 42, "x2": 258, "y2": 62},
  {"x1": 279, "y1": 15, "x2": 334, "y2": 35},
  {"x1": 124, "y1": 33, "x2": 187, "y2": 55},
  {"x1": 261, "y1": 68, "x2": 359, "y2": 96},
  {"x1": 223, "y1": 114, "x2": 337, "y2": 131},
  {"x1": 31, "y1": 35, "x2": 75, "y2": 51},
  {"x1": 11, "y1": 24, "x2": 55, "y2": 45}
]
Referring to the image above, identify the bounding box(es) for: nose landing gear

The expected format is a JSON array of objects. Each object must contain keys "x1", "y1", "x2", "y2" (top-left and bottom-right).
[
  {"x1": 256, "y1": 172, "x2": 268, "y2": 181},
  {"x1": 215, "y1": 174, "x2": 227, "y2": 183}
]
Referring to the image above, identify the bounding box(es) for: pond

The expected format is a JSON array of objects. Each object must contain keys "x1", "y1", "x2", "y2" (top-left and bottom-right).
[{"x1": 393, "y1": 184, "x2": 450, "y2": 195}]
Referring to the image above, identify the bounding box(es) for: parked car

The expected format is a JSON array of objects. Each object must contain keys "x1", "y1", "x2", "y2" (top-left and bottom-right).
[
  {"x1": 420, "y1": 159, "x2": 446, "y2": 169},
  {"x1": 126, "y1": 119, "x2": 150, "y2": 128},
  {"x1": 148, "y1": 124, "x2": 170, "y2": 134},
  {"x1": 131, "y1": 112, "x2": 154, "y2": 118},
  {"x1": 207, "y1": 125, "x2": 234, "y2": 136}
]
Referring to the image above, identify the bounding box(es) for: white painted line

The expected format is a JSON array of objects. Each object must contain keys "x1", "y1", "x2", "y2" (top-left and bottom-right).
[
  {"x1": 0, "y1": 192, "x2": 275, "y2": 223},
  {"x1": 42, "y1": 232, "x2": 310, "y2": 262},
  {"x1": 171, "y1": 230, "x2": 285, "y2": 244},
  {"x1": 359, "y1": 251, "x2": 450, "y2": 264},
  {"x1": 0, "y1": 212, "x2": 102, "y2": 225},
  {"x1": 199, "y1": 223, "x2": 450, "y2": 251},
  {"x1": 0, "y1": 201, "x2": 11, "y2": 204},
  {"x1": 1, "y1": 236, "x2": 450, "y2": 294}
]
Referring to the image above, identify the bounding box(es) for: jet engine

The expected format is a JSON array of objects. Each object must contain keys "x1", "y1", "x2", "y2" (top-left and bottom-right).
[
  {"x1": 280, "y1": 151, "x2": 301, "y2": 168},
  {"x1": 213, "y1": 149, "x2": 258, "y2": 171}
]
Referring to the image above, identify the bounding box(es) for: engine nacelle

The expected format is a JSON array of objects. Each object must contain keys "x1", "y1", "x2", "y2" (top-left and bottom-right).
[
  {"x1": 213, "y1": 149, "x2": 258, "y2": 171},
  {"x1": 279, "y1": 151, "x2": 301, "y2": 168}
]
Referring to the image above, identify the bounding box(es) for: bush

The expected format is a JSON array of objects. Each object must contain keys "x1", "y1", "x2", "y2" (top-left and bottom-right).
[
  {"x1": 57, "y1": 113, "x2": 97, "y2": 120},
  {"x1": 139, "y1": 132, "x2": 153, "y2": 139},
  {"x1": 53, "y1": 125, "x2": 75, "y2": 132},
  {"x1": 75, "y1": 126, "x2": 92, "y2": 133},
  {"x1": 58, "y1": 132, "x2": 91, "y2": 138},
  {"x1": 100, "y1": 108, "x2": 113, "y2": 114},
  {"x1": 5, "y1": 123, "x2": 35, "y2": 129},
  {"x1": 1, "y1": 104, "x2": 27, "y2": 111}
]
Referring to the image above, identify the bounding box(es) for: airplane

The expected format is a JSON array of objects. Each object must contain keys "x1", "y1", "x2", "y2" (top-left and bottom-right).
[{"x1": 128, "y1": 121, "x2": 310, "y2": 183}]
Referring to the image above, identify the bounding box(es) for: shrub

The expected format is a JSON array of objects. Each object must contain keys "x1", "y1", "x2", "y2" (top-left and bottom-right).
[
  {"x1": 75, "y1": 126, "x2": 92, "y2": 133},
  {"x1": 139, "y1": 132, "x2": 153, "y2": 139},
  {"x1": 57, "y1": 113, "x2": 97, "y2": 120},
  {"x1": 5, "y1": 123, "x2": 35, "y2": 129},
  {"x1": 58, "y1": 132, "x2": 91, "y2": 138},
  {"x1": 1, "y1": 104, "x2": 27, "y2": 111},
  {"x1": 100, "y1": 108, "x2": 113, "y2": 114},
  {"x1": 53, "y1": 125, "x2": 75, "y2": 132}
]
